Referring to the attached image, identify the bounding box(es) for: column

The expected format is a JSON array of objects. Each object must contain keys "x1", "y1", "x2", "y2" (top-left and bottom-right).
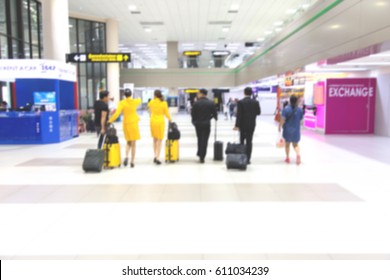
[
  {"x1": 41, "y1": 0, "x2": 70, "y2": 62},
  {"x1": 167, "y1": 41, "x2": 179, "y2": 69},
  {"x1": 106, "y1": 19, "x2": 120, "y2": 106}
]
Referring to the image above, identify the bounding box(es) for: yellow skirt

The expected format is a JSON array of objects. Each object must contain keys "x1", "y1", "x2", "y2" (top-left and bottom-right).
[
  {"x1": 123, "y1": 122, "x2": 140, "y2": 141},
  {"x1": 150, "y1": 119, "x2": 165, "y2": 140}
]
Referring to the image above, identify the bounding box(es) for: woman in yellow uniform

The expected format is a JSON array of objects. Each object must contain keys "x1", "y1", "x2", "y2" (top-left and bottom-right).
[
  {"x1": 108, "y1": 89, "x2": 141, "y2": 168},
  {"x1": 148, "y1": 90, "x2": 172, "y2": 165}
]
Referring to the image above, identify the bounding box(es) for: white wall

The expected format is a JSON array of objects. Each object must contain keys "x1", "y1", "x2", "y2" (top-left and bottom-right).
[{"x1": 372, "y1": 68, "x2": 390, "y2": 136}]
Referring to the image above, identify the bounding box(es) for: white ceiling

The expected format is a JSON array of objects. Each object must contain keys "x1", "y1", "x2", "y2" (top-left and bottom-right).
[{"x1": 68, "y1": 0, "x2": 320, "y2": 68}]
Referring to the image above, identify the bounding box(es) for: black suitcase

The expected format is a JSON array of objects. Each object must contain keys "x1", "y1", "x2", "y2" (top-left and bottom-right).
[
  {"x1": 225, "y1": 142, "x2": 246, "y2": 154},
  {"x1": 214, "y1": 141, "x2": 223, "y2": 161},
  {"x1": 213, "y1": 120, "x2": 223, "y2": 161},
  {"x1": 226, "y1": 153, "x2": 247, "y2": 170},
  {"x1": 82, "y1": 149, "x2": 105, "y2": 172}
]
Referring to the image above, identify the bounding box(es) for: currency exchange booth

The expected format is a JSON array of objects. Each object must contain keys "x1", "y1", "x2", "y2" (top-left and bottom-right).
[{"x1": 0, "y1": 59, "x2": 79, "y2": 144}]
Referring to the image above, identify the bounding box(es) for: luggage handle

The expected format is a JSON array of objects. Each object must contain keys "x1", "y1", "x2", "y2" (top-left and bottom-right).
[{"x1": 214, "y1": 119, "x2": 217, "y2": 142}]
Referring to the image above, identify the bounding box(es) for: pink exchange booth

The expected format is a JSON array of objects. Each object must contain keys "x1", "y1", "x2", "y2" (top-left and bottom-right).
[
  {"x1": 0, "y1": 59, "x2": 79, "y2": 144},
  {"x1": 303, "y1": 78, "x2": 376, "y2": 134}
]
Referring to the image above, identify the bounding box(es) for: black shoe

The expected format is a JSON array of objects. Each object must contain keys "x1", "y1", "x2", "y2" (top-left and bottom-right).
[
  {"x1": 199, "y1": 158, "x2": 205, "y2": 164},
  {"x1": 130, "y1": 163, "x2": 134, "y2": 168},
  {"x1": 154, "y1": 158, "x2": 161, "y2": 165},
  {"x1": 247, "y1": 160, "x2": 251, "y2": 165},
  {"x1": 123, "y1": 158, "x2": 128, "y2": 167}
]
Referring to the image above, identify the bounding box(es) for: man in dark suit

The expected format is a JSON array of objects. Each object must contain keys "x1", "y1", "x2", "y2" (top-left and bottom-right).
[
  {"x1": 234, "y1": 87, "x2": 261, "y2": 164},
  {"x1": 191, "y1": 89, "x2": 218, "y2": 163}
]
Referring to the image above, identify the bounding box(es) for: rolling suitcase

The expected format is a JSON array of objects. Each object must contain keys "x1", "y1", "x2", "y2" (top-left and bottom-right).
[
  {"x1": 226, "y1": 153, "x2": 248, "y2": 170},
  {"x1": 103, "y1": 136, "x2": 121, "y2": 168},
  {"x1": 103, "y1": 124, "x2": 121, "y2": 168},
  {"x1": 225, "y1": 142, "x2": 246, "y2": 154},
  {"x1": 82, "y1": 149, "x2": 105, "y2": 172},
  {"x1": 165, "y1": 139, "x2": 179, "y2": 163},
  {"x1": 213, "y1": 120, "x2": 223, "y2": 161}
]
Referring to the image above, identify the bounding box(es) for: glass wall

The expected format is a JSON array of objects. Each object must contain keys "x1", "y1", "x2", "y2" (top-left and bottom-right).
[
  {"x1": 69, "y1": 17, "x2": 107, "y2": 110},
  {"x1": 0, "y1": 0, "x2": 43, "y2": 59}
]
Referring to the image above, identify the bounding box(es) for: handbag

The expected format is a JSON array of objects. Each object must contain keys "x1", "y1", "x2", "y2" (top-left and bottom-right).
[{"x1": 276, "y1": 132, "x2": 285, "y2": 148}]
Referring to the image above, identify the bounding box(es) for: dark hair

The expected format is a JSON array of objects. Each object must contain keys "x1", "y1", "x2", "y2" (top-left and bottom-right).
[
  {"x1": 290, "y1": 95, "x2": 298, "y2": 108},
  {"x1": 199, "y1": 89, "x2": 208, "y2": 95},
  {"x1": 124, "y1": 88, "x2": 132, "y2": 98},
  {"x1": 154, "y1": 89, "x2": 164, "y2": 101},
  {"x1": 244, "y1": 87, "x2": 253, "y2": 96},
  {"x1": 99, "y1": 90, "x2": 109, "y2": 100}
]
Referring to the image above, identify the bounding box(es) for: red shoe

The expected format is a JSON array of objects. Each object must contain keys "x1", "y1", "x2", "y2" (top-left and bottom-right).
[
  {"x1": 284, "y1": 158, "x2": 290, "y2": 164},
  {"x1": 296, "y1": 155, "x2": 301, "y2": 165}
]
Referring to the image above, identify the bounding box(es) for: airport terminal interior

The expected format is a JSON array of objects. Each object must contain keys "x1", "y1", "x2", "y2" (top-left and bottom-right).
[{"x1": 1, "y1": 0, "x2": 390, "y2": 260}]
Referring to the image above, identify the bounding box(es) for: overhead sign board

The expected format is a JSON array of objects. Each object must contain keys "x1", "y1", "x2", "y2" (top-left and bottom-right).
[
  {"x1": 183, "y1": 51, "x2": 202, "y2": 57},
  {"x1": 212, "y1": 50, "x2": 231, "y2": 57},
  {"x1": 66, "y1": 53, "x2": 131, "y2": 63},
  {"x1": 185, "y1": 89, "x2": 199, "y2": 94},
  {"x1": 0, "y1": 59, "x2": 77, "y2": 82}
]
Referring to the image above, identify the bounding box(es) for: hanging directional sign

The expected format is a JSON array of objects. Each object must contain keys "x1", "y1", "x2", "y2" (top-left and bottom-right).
[
  {"x1": 183, "y1": 51, "x2": 202, "y2": 57},
  {"x1": 66, "y1": 53, "x2": 131, "y2": 63}
]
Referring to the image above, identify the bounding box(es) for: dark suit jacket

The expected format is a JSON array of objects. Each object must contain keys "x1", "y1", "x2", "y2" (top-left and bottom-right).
[
  {"x1": 191, "y1": 97, "x2": 217, "y2": 126},
  {"x1": 235, "y1": 97, "x2": 261, "y2": 129}
]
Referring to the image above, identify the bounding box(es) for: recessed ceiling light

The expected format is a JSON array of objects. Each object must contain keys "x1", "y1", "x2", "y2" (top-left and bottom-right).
[
  {"x1": 144, "y1": 27, "x2": 152, "y2": 32},
  {"x1": 256, "y1": 37, "x2": 265, "y2": 42},
  {"x1": 205, "y1": 43, "x2": 218, "y2": 46},
  {"x1": 275, "y1": 28, "x2": 282, "y2": 32},
  {"x1": 264, "y1": 30, "x2": 273, "y2": 35},
  {"x1": 222, "y1": 27, "x2": 230, "y2": 33},
  {"x1": 376, "y1": 1, "x2": 387, "y2": 6},
  {"x1": 302, "y1": 4, "x2": 310, "y2": 9},
  {"x1": 128, "y1": 5, "x2": 137, "y2": 11},
  {"x1": 286, "y1": 9, "x2": 297, "y2": 14},
  {"x1": 330, "y1": 24, "x2": 341, "y2": 29},
  {"x1": 274, "y1": 21, "x2": 283, "y2": 26},
  {"x1": 230, "y1": 4, "x2": 239, "y2": 11}
]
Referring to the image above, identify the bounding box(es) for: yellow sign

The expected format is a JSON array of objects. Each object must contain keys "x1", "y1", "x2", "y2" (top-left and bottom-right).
[
  {"x1": 87, "y1": 53, "x2": 130, "y2": 62},
  {"x1": 183, "y1": 51, "x2": 202, "y2": 57},
  {"x1": 185, "y1": 89, "x2": 199, "y2": 94}
]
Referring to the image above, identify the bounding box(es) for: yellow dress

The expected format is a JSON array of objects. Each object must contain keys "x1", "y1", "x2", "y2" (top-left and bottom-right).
[
  {"x1": 148, "y1": 98, "x2": 172, "y2": 140},
  {"x1": 109, "y1": 97, "x2": 141, "y2": 141}
]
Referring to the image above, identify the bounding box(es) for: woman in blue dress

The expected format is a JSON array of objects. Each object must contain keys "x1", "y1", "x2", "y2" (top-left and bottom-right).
[{"x1": 278, "y1": 95, "x2": 303, "y2": 165}]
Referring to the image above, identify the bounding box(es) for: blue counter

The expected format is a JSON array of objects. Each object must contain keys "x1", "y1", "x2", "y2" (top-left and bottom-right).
[{"x1": 0, "y1": 110, "x2": 79, "y2": 144}]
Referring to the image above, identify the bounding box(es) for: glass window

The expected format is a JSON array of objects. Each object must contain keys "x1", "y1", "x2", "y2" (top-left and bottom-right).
[
  {"x1": 22, "y1": 0, "x2": 30, "y2": 44},
  {"x1": 30, "y1": 1, "x2": 39, "y2": 45},
  {"x1": 24, "y1": 43, "x2": 30, "y2": 58},
  {"x1": 10, "y1": 0, "x2": 19, "y2": 38},
  {"x1": 69, "y1": 18, "x2": 78, "y2": 52},
  {"x1": 12, "y1": 39, "x2": 19, "y2": 58},
  {"x1": 0, "y1": 35, "x2": 8, "y2": 58},
  {"x1": 37, "y1": 1, "x2": 43, "y2": 56},
  {"x1": 0, "y1": 0, "x2": 6, "y2": 35},
  {"x1": 32, "y1": 45, "x2": 39, "y2": 58}
]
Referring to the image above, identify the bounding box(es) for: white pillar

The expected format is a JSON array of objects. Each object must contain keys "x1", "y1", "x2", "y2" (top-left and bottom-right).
[
  {"x1": 106, "y1": 19, "x2": 120, "y2": 106},
  {"x1": 41, "y1": 0, "x2": 70, "y2": 62},
  {"x1": 167, "y1": 41, "x2": 179, "y2": 69}
]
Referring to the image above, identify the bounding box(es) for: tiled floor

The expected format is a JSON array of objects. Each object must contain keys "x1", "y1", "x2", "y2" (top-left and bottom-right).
[{"x1": 1, "y1": 112, "x2": 390, "y2": 260}]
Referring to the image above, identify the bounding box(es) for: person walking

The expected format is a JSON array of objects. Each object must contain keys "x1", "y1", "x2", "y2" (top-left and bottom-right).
[
  {"x1": 278, "y1": 95, "x2": 303, "y2": 165},
  {"x1": 148, "y1": 90, "x2": 172, "y2": 165},
  {"x1": 94, "y1": 90, "x2": 110, "y2": 149},
  {"x1": 234, "y1": 87, "x2": 261, "y2": 164},
  {"x1": 108, "y1": 89, "x2": 141, "y2": 168},
  {"x1": 191, "y1": 89, "x2": 217, "y2": 163}
]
